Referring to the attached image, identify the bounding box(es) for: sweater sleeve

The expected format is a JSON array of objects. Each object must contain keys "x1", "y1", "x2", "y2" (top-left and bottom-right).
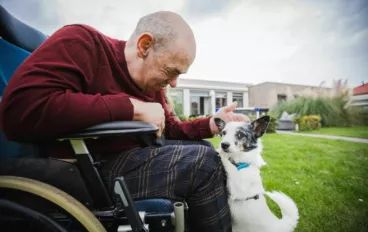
[
  {"x1": 165, "y1": 115, "x2": 215, "y2": 140},
  {"x1": 0, "y1": 25, "x2": 134, "y2": 142},
  {"x1": 159, "y1": 91, "x2": 215, "y2": 140}
]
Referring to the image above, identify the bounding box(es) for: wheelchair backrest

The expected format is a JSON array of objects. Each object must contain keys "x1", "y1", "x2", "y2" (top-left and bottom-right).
[
  {"x1": 0, "y1": 5, "x2": 48, "y2": 53},
  {"x1": 0, "y1": 6, "x2": 48, "y2": 160}
]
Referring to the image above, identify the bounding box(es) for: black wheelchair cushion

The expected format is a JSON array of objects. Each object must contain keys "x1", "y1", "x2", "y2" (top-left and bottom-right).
[{"x1": 0, "y1": 5, "x2": 47, "y2": 52}]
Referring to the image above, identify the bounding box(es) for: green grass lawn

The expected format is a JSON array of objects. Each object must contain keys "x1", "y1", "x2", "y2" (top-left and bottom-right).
[
  {"x1": 206, "y1": 134, "x2": 368, "y2": 232},
  {"x1": 298, "y1": 126, "x2": 368, "y2": 139}
]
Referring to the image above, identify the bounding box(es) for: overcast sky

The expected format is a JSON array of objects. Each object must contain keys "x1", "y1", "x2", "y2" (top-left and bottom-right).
[{"x1": 1, "y1": 0, "x2": 367, "y2": 88}]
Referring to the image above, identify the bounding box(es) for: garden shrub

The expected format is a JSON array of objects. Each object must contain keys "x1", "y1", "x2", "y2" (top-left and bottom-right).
[{"x1": 293, "y1": 115, "x2": 321, "y2": 131}]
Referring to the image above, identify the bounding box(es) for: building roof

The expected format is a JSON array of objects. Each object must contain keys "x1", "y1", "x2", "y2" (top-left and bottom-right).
[
  {"x1": 252, "y1": 81, "x2": 332, "y2": 89},
  {"x1": 353, "y1": 83, "x2": 368, "y2": 95},
  {"x1": 176, "y1": 77, "x2": 251, "y2": 92},
  {"x1": 176, "y1": 77, "x2": 336, "y2": 91},
  {"x1": 178, "y1": 77, "x2": 252, "y2": 86}
]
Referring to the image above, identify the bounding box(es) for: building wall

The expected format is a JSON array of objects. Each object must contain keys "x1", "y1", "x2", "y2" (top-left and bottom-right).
[
  {"x1": 248, "y1": 83, "x2": 272, "y2": 108},
  {"x1": 249, "y1": 82, "x2": 334, "y2": 109}
]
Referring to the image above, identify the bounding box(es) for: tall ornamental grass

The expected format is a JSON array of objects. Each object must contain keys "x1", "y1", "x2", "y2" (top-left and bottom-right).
[{"x1": 270, "y1": 95, "x2": 367, "y2": 127}]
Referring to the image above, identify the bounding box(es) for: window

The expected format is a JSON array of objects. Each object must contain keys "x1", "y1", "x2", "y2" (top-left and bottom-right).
[
  {"x1": 277, "y1": 94, "x2": 287, "y2": 103},
  {"x1": 216, "y1": 92, "x2": 227, "y2": 109},
  {"x1": 169, "y1": 89, "x2": 183, "y2": 104},
  {"x1": 168, "y1": 89, "x2": 183, "y2": 116},
  {"x1": 190, "y1": 90, "x2": 211, "y2": 116},
  {"x1": 232, "y1": 93, "x2": 243, "y2": 107},
  {"x1": 190, "y1": 96, "x2": 200, "y2": 116}
]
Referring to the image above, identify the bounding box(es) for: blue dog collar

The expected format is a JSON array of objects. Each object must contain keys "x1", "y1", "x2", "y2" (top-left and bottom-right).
[
  {"x1": 229, "y1": 159, "x2": 250, "y2": 170},
  {"x1": 237, "y1": 162, "x2": 250, "y2": 171}
]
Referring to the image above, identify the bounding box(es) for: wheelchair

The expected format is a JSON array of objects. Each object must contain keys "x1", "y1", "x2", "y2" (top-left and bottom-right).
[{"x1": 0, "y1": 5, "x2": 188, "y2": 232}]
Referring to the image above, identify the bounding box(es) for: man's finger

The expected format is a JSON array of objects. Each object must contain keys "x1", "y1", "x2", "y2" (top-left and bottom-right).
[{"x1": 222, "y1": 101, "x2": 238, "y2": 112}]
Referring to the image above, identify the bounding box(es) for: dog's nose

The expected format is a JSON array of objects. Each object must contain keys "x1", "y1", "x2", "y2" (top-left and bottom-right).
[{"x1": 221, "y1": 142, "x2": 230, "y2": 150}]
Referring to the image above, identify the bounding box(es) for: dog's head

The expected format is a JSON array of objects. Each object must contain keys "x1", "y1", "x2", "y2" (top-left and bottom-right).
[{"x1": 215, "y1": 115, "x2": 270, "y2": 153}]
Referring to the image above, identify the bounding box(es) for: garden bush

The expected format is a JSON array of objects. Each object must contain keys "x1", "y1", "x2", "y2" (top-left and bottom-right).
[{"x1": 293, "y1": 115, "x2": 321, "y2": 131}]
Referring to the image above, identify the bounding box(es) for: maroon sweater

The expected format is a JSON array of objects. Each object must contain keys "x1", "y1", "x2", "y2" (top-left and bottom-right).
[{"x1": 0, "y1": 24, "x2": 213, "y2": 158}]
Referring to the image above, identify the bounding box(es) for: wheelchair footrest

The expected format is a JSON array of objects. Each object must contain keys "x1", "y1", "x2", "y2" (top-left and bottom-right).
[{"x1": 114, "y1": 177, "x2": 148, "y2": 232}]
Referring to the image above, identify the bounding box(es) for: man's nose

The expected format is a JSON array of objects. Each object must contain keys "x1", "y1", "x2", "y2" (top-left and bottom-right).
[
  {"x1": 168, "y1": 78, "x2": 177, "y2": 88},
  {"x1": 221, "y1": 142, "x2": 230, "y2": 150}
]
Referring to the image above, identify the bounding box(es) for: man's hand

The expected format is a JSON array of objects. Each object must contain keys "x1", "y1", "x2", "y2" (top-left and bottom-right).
[
  {"x1": 130, "y1": 98, "x2": 165, "y2": 137},
  {"x1": 209, "y1": 101, "x2": 250, "y2": 135}
]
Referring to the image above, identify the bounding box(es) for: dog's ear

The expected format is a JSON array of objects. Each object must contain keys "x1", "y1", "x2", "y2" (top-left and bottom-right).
[
  {"x1": 214, "y1": 118, "x2": 226, "y2": 132},
  {"x1": 251, "y1": 115, "x2": 270, "y2": 138}
]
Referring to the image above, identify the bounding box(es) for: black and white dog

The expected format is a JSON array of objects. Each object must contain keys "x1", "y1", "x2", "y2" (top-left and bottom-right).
[{"x1": 215, "y1": 116, "x2": 299, "y2": 232}]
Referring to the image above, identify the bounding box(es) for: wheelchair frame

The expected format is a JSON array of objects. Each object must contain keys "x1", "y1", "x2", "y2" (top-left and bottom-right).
[{"x1": 0, "y1": 121, "x2": 188, "y2": 232}]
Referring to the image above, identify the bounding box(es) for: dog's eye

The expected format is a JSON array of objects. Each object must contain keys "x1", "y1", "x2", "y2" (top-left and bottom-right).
[
  {"x1": 237, "y1": 132, "x2": 245, "y2": 138},
  {"x1": 222, "y1": 131, "x2": 227, "y2": 136}
]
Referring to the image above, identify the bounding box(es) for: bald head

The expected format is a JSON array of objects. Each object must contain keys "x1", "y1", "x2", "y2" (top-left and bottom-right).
[
  {"x1": 130, "y1": 11, "x2": 195, "y2": 53},
  {"x1": 125, "y1": 11, "x2": 196, "y2": 93}
]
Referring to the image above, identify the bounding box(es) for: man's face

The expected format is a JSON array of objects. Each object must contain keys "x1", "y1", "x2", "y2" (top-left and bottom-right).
[{"x1": 140, "y1": 40, "x2": 195, "y2": 93}]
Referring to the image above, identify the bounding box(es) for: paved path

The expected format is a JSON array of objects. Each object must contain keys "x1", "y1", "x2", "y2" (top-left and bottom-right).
[{"x1": 276, "y1": 130, "x2": 368, "y2": 144}]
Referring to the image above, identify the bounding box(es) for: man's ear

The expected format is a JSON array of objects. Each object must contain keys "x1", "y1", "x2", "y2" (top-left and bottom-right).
[
  {"x1": 137, "y1": 33, "x2": 154, "y2": 58},
  {"x1": 214, "y1": 118, "x2": 226, "y2": 133},
  {"x1": 251, "y1": 115, "x2": 270, "y2": 138}
]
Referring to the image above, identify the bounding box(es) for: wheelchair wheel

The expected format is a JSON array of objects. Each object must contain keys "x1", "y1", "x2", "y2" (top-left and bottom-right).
[
  {"x1": 0, "y1": 198, "x2": 68, "y2": 232},
  {"x1": 0, "y1": 176, "x2": 107, "y2": 232}
]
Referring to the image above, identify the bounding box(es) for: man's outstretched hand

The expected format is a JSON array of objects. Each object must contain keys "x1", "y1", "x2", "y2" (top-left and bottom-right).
[{"x1": 209, "y1": 101, "x2": 251, "y2": 135}]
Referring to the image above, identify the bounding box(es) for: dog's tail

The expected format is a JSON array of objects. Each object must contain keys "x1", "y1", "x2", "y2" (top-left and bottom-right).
[{"x1": 264, "y1": 191, "x2": 299, "y2": 231}]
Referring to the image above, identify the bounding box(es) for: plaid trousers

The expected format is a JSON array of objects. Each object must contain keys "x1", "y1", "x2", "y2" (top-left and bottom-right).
[{"x1": 100, "y1": 140, "x2": 232, "y2": 232}]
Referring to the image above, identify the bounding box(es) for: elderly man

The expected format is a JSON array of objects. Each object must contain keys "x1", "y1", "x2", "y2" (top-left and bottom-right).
[{"x1": 0, "y1": 11, "x2": 249, "y2": 232}]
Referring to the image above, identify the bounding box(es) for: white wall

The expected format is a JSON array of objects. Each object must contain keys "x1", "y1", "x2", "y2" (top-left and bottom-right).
[
  {"x1": 243, "y1": 92, "x2": 249, "y2": 107},
  {"x1": 210, "y1": 90, "x2": 216, "y2": 115},
  {"x1": 183, "y1": 89, "x2": 190, "y2": 117},
  {"x1": 227, "y1": 92, "x2": 233, "y2": 106},
  {"x1": 351, "y1": 94, "x2": 368, "y2": 107}
]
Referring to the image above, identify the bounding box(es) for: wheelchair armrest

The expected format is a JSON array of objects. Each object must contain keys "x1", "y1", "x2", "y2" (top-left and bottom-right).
[{"x1": 57, "y1": 121, "x2": 158, "y2": 140}]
